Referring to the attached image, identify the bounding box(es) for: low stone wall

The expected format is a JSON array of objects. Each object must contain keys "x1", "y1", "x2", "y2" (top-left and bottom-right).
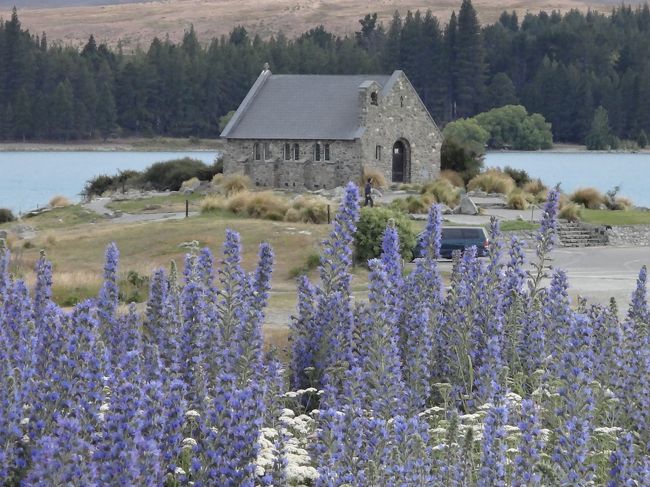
[{"x1": 607, "y1": 225, "x2": 650, "y2": 247}]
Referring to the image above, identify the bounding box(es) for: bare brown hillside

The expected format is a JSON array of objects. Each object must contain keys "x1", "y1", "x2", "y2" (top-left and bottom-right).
[{"x1": 1, "y1": 0, "x2": 642, "y2": 49}]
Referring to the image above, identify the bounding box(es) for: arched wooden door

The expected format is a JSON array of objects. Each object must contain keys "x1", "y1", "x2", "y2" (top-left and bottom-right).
[{"x1": 392, "y1": 140, "x2": 410, "y2": 183}]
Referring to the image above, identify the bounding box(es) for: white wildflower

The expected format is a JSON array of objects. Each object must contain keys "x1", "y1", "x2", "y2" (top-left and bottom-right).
[
  {"x1": 594, "y1": 427, "x2": 623, "y2": 435},
  {"x1": 182, "y1": 437, "x2": 198, "y2": 449},
  {"x1": 281, "y1": 408, "x2": 296, "y2": 418},
  {"x1": 174, "y1": 467, "x2": 186, "y2": 476},
  {"x1": 185, "y1": 410, "x2": 201, "y2": 420},
  {"x1": 99, "y1": 403, "x2": 110, "y2": 412},
  {"x1": 20, "y1": 417, "x2": 29, "y2": 426}
]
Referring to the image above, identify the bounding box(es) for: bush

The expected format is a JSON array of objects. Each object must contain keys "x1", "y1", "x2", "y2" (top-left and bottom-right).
[
  {"x1": 361, "y1": 167, "x2": 387, "y2": 189},
  {"x1": 559, "y1": 202, "x2": 582, "y2": 222},
  {"x1": 467, "y1": 170, "x2": 516, "y2": 195},
  {"x1": 245, "y1": 192, "x2": 289, "y2": 221},
  {"x1": 140, "y1": 158, "x2": 213, "y2": 191},
  {"x1": 503, "y1": 166, "x2": 530, "y2": 187},
  {"x1": 83, "y1": 174, "x2": 116, "y2": 198},
  {"x1": 0, "y1": 208, "x2": 16, "y2": 223},
  {"x1": 604, "y1": 186, "x2": 634, "y2": 211},
  {"x1": 355, "y1": 207, "x2": 416, "y2": 263},
  {"x1": 507, "y1": 190, "x2": 530, "y2": 210},
  {"x1": 49, "y1": 195, "x2": 72, "y2": 208},
  {"x1": 180, "y1": 177, "x2": 200, "y2": 191},
  {"x1": 571, "y1": 187, "x2": 605, "y2": 209},
  {"x1": 439, "y1": 170, "x2": 465, "y2": 188},
  {"x1": 522, "y1": 178, "x2": 547, "y2": 197},
  {"x1": 420, "y1": 179, "x2": 461, "y2": 207}
]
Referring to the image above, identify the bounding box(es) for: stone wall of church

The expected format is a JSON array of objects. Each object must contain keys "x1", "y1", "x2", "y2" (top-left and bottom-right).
[
  {"x1": 359, "y1": 72, "x2": 442, "y2": 184},
  {"x1": 223, "y1": 139, "x2": 362, "y2": 190}
]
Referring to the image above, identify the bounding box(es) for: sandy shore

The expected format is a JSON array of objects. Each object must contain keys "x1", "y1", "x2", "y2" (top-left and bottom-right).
[{"x1": 0, "y1": 137, "x2": 225, "y2": 152}]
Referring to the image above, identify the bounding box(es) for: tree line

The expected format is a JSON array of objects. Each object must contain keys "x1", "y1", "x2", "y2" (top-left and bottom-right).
[{"x1": 1, "y1": 1, "x2": 650, "y2": 143}]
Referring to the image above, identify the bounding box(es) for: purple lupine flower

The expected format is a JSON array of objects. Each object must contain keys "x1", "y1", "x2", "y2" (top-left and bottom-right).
[
  {"x1": 0, "y1": 239, "x2": 10, "y2": 299},
  {"x1": 628, "y1": 265, "x2": 648, "y2": 325},
  {"x1": 314, "y1": 408, "x2": 347, "y2": 486},
  {"x1": 608, "y1": 432, "x2": 637, "y2": 487},
  {"x1": 513, "y1": 398, "x2": 545, "y2": 486},
  {"x1": 553, "y1": 313, "x2": 595, "y2": 484},
  {"x1": 289, "y1": 275, "x2": 319, "y2": 389},
  {"x1": 196, "y1": 374, "x2": 265, "y2": 486},
  {"x1": 34, "y1": 250, "x2": 52, "y2": 320},
  {"x1": 391, "y1": 415, "x2": 435, "y2": 484},
  {"x1": 402, "y1": 307, "x2": 433, "y2": 412},
  {"x1": 197, "y1": 247, "x2": 216, "y2": 294},
  {"x1": 217, "y1": 229, "x2": 248, "y2": 345},
  {"x1": 478, "y1": 391, "x2": 508, "y2": 487},
  {"x1": 97, "y1": 242, "x2": 119, "y2": 326},
  {"x1": 421, "y1": 203, "x2": 442, "y2": 260},
  {"x1": 146, "y1": 268, "x2": 168, "y2": 343},
  {"x1": 518, "y1": 307, "x2": 545, "y2": 379},
  {"x1": 504, "y1": 235, "x2": 527, "y2": 306},
  {"x1": 355, "y1": 259, "x2": 405, "y2": 418},
  {"x1": 528, "y1": 188, "x2": 559, "y2": 297}
]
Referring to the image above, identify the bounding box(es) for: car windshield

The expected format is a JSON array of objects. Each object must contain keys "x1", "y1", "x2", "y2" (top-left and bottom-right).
[{"x1": 441, "y1": 228, "x2": 484, "y2": 239}]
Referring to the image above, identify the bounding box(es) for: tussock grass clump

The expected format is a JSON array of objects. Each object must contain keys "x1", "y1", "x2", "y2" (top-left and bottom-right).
[
  {"x1": 200, "y1": 195, "x2": 226, "y2": 213},
  {"x1": 211, "y1": 173, "x2": 224, "y2": 186},
  {"x1": 398, "y1": 183, "x2": 421, "y2": 191},
  {"x1": 285, "y1": 196, "x2": 330, "y2": 224},
  {"x1": 467, "y1": 170, "x2": 516, "y2": 195},
  {"x1": 180, "y1": 177, "x2": 200, "y2": 191},
  {"x1": 507, "y1": 190, "x2": 530, "y2": 210},
  {"x1": 390, "y1": 194, "x2": 435, "y2": 214},
  {"x1": 609, "y1": 196, "x2": 633, "y2": 211},
  {"x1": 439, "y1": 170, "x2": 465, "y2": 188},
  {"x1": 570, "y1": 187, "x2": 605, "y2": 209},
  {"x1": 288, "y1": 252, "x2": 322, "y2": 278},
  {"x1": 522, "y1": 179, "x2": 548, "y2": 202},
  {"x1": 218, "y1": 174, "x2": 251, "y2": 196},
  {"x1": 361, "y1": 167, "x2": 387, "y2": 189},
  {"x1": 559, "y1": 202, "x2": 582, "y2": 222},
  {"x1": 245, "y1": 192, "x2": 289, "y2": 221},
  {"x1": 421, "y1": 179, "x2": 461, "y2": 207},
  {"x1": 49, "y1": 195, "x2": 72, "y2": 208}
]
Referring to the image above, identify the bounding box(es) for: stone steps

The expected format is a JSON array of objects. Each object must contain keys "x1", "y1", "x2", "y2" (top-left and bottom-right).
[{"x1": 557, "y1": 221, "x2": 609, "y2": 247}]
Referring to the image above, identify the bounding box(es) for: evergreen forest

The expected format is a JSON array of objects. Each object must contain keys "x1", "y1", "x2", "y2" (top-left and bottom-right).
[{"x1": 1, "y1": 1, "x2": 650, "y2": 144}]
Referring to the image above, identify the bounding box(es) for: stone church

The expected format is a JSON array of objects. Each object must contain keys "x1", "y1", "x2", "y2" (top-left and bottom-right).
[{"x1": 220, "y1": 67, "x2": 442, "y2": 190}]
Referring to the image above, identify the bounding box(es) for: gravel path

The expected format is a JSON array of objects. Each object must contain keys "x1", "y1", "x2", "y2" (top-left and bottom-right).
[{"x1": 83, "y1": 197, "x2": 198, "y2": 224}]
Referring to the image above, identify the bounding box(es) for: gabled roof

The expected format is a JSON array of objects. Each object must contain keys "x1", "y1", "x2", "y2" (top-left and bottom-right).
[{"x1": 220, "y1": 71, "x2": 399, "y2": 140}]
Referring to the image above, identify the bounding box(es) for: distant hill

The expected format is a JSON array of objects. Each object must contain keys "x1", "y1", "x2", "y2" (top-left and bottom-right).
[
  {"x1": 1, "y1": 0, "x2": 645, "y2": 48},
  {"x1": 0, "y1": 1, "x2": 141, "y2": 6}
]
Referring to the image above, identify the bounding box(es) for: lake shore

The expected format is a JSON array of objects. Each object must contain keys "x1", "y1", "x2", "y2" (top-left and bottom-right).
[
  {"x1": 487, "y1": 142, "x2": 650, "y2": 154},
  {"x1": 0, "y1": 137, "x2": 225, "y2": 152}
]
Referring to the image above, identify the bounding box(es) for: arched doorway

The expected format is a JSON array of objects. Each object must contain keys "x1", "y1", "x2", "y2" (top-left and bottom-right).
[{"x1": 392, "y1": 139, "x2": 410, "y2": 183}]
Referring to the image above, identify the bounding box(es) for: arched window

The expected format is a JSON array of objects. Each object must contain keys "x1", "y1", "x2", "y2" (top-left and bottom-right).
[
  {"x1": 324, "y1": 143, "x2": 331, "y2": 161},
  {"x1": 314, "y1": 143, "x2": 321, "y2": 161},
  {"x1": 264, "y1": 143, "x2": 271, "y2": 160},
  {"x1": 284, "y1": 143, "x2": 291, "y2": 160},
  {"x1": 370, "y1": 92, "x2": 378, "y2": 105},
  {"x1": 253, "y1": 143, "x2": 262, "y2": 161},
  {"x1": 293, "y1": 143, "x2": 300, "y2": 160},
  {"x1": 400, "y1": 96, "x2": 404, "y2": 108}
]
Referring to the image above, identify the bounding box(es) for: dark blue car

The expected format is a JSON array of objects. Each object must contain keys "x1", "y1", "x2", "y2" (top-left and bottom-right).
[{"x1": 415, "y1": 226, "x2": 490, "y2": 259}]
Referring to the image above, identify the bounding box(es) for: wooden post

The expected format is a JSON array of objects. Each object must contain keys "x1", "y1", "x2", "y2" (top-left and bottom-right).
[
  {"x1": 327, "y1": 204, "x2": 331, "y2": 224},
  {"x1": 186, "y1": 200, "x2": 189, "y2": 218}
]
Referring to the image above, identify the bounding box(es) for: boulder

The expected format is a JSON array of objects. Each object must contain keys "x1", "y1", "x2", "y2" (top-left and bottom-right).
[
  {"x1": 459, "y1": 196, "x2": 479, "y2": 215},
  {"x1": 440, "y1": 204, "x2": 453, "y2": 215}
]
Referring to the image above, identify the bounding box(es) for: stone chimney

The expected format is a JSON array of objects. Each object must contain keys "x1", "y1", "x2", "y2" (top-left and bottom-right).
[
  {"x1": 358, "y1": 80, "x2": 380, "y2": 126},
  {"x1": 262, "y1": 62, "x2": 270, "y2": 74}
]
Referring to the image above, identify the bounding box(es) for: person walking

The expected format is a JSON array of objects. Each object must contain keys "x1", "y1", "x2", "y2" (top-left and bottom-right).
[{"x1": 364, "y1": 177, "x2": 374, "y2": 207}]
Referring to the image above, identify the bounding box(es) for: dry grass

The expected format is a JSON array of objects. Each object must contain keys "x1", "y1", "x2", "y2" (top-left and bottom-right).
[
  {"x1": 467, "y1": 170, "x2": 516, "y2": 195},
  {"x1": 285, "y1": 195, "x2": 330, "y2": 224},
  {"x1": 245, "y1": 192, "x2": 290, "y2": 220},
  {"x1": 559, "y1": 202, "x2": 582, "y2": 222},
  {"x1": 200, "y1": 194, "x2": 226, "y2": 212},
  {"x1": 420, "y1": 179, "x2": 461, "y2": 207},
  {"x1": 361, "y1": 166, "x2": 387, "y2": 189},
  {"x1": 217, "y1": 174, "x2": 251, "y2": 196},
  {"x1": 49, "y1": 195, "x2": 72, "y2": 208},
  {"x1": 180, "y1": 177, "x2": 200, "y2": 191},
  {"x1": 2, "y1": 0, "x2": 611, "y2": 50},
  {"x1": 439, "y1": 170, "x2": 465, "y2": 188},
  {"x1": 522, "y1": 178, "x2": 547, "y2": 196},
  {"x1": 507, "y1": 190, "x2": 530, "y2": 210},
  {"x1": 211, "y1": 173, "x2": 224, "y2": 186},
  {"x1": 571, "y1": 187, "x2": 605, "y2": 209}
]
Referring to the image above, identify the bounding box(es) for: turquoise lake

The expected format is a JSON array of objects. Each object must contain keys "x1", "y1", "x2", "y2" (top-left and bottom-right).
[
  {"x1": 0, "y1": 151, "x2": 218, "y2": 214},
  {"x1": 0, "y1": 150, "x2": 649, "y2": 214},
  {"x1": 485, "y1": 151, "x2": 650, "y2": 208}
]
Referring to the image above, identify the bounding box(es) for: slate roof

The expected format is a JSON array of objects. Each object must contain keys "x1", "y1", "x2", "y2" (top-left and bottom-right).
[{"x1": 220, "y1": 71, "x2": 399, "y2": 140}]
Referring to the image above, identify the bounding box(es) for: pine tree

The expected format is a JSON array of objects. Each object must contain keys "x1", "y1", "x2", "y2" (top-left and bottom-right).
[
  {"x1": 445, "y1": 11, "x2": 458, "y2": 120},
  {"x1": 485, "y1": 72, "x2": 518, "y2": 109},
  {"x1": 13, "y1": 88, "x2": 32, "y2": 141},
  {"x1": 455, "y1": 0, "x2": 485, "y2": 117},
  {"x1": 585, "y1": 106, "x2": 617, "y2": 150},
  {"x1": 96, "y1": 82, "x2": 117, "y2": 141},
  {"x1": 50, "y1": 80, "x2": 75, "y2": 141}
]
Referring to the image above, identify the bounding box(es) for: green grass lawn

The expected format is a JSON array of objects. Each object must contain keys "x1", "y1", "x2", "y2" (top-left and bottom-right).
[
  {"x1": 581, "y1": 209, "x2": 650, "y2": 225},
  {"x1": 499, "y1": 220, "x2": 540, "y2": 232}
]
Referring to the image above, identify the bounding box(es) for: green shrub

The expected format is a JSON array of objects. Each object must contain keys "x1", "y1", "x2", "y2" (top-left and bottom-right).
[
  {"x1": 83, "y1": 174, "x2": 116, "y2": 197},
  {"x1": 571, "y1": 187, "x2": 605, "y2": 209},
  {"x1": 355, "y1": 207, "x2": 416, "y2": 263},
  {"x1": 0, "y1": 208, "x2": 16, "y2": 223},
  {"x1": 140, "y1": 158, "x2": 213, "y2": 191},
  {"x1": 503, "y1": 166, "x2": 530, "y2": 187}
]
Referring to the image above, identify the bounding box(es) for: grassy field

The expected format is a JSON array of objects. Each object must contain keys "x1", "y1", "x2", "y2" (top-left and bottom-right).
[
  {"x1": 106, "y1": 193, "x2": 205, "y2": 213},
  {"x1": 2, "y1": 0, "x2": 634, "y2": 49},
  {"x1": 581, "y1": 209, "x2": 650, "y2": 225}
]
